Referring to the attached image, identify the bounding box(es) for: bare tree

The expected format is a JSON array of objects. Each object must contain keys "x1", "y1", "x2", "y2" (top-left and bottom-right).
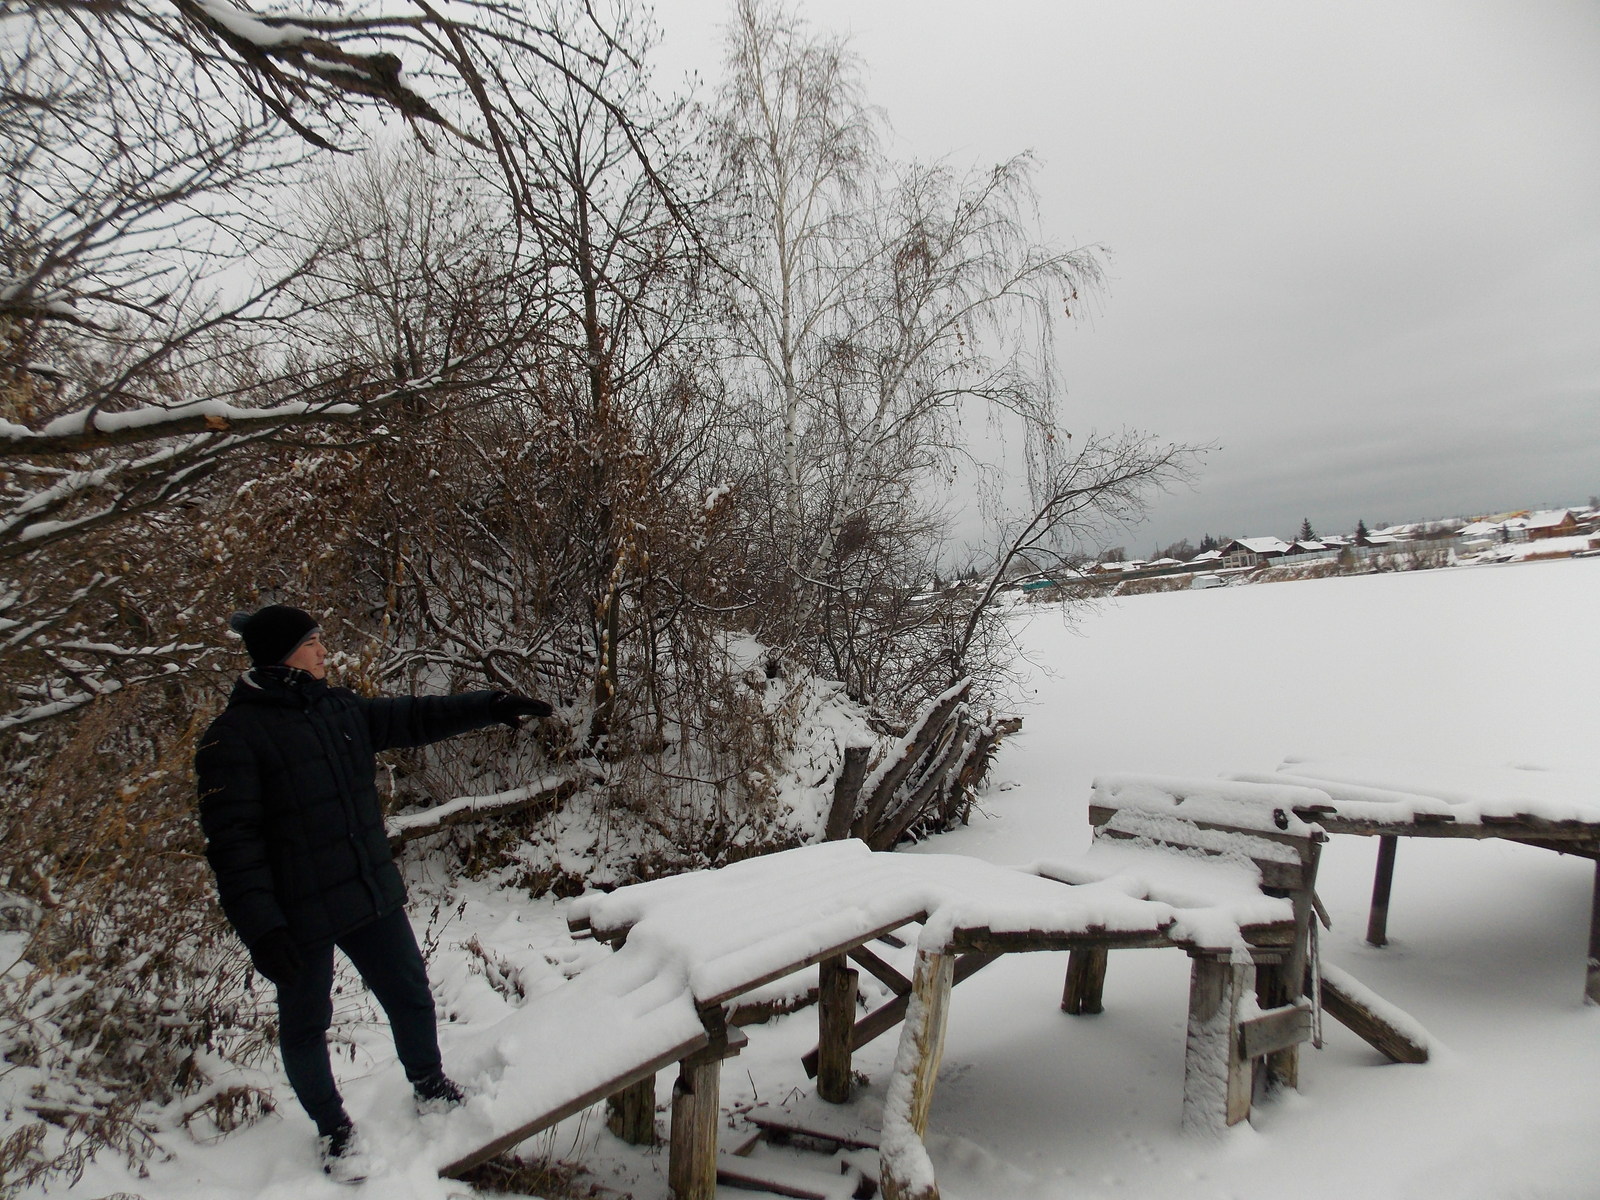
[
  {"x1": 949, "y1": 432, "x2": 1198, "y2": 683},
  {"x1": 713, "y1": 0, "x2": 1109, "y2": 710},
  {"x1": 714, "y1": 0, "x2": 879, "y2": 576}
]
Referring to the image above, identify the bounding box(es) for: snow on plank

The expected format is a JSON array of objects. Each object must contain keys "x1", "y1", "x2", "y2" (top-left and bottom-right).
[
  {"x1": 1242, "y1": 756, "x2": 1600, "y2": 830},
  {"x1": 572, "y1": 839, "x2": 1263, "y2": 1000},
  {"x1": 355, "y1": 946, "x2": 708, "y2": 1179}
]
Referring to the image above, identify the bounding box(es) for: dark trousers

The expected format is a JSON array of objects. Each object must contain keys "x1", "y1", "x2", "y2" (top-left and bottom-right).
[{"x1": 277, "y1": 907, "x2": 442, "y2": 1135}]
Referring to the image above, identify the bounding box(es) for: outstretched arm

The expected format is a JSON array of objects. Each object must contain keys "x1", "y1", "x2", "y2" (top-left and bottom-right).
[{"x1": 362, "y1": 690, "x2": 497, "y2": 752}]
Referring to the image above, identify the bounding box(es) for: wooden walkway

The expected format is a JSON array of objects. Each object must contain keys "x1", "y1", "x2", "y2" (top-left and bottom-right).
[
  {"x1": 1226, "y1": 757, "x2": 1600, "y2": 1003},
  {"x1": 408, "y1": 778, "x2": 1425, "y2": 1200}
]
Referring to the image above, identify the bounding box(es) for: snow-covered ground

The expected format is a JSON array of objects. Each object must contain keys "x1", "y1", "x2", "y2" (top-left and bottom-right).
[{"x1": 46, "y1": 558, "x2": 1600, "y2": 1199}]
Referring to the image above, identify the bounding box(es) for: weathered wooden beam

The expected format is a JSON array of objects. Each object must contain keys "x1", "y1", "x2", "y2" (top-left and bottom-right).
[
  {"x1": 669, "y1": 1056, "x2": 721, "y2": 1200},
  {"x1": 823, "y1": 745, "x2": 872, "y2": 842},
  {"x1": 1238, "y1": 1003, "x2": 1311, "y2": 1060},
  {"x1": 801, "y1": 951, "x2": 997, "y2": 1078},
  {"x1": 848, "y1": 944, "x2": 912, "y2": 996},
  {"x1": 698, "y1": 912, "x2": 922, "y2": 1009},
  {"x1": 1061, "y1": 947, "x2": 1108, "y2": 1015},
  {"x1": 1262, "y1": 835, "x2": 1319, "y2": 1090},
  {"x1": 1315, "y1": 968, "x2": 1428, "y2": 1064},
  {"x1": 743, "y1": 1112, "x2": 881, "y2": 1151},
  {"x1": 1367, "y1": 835, "x2": 1398, "y2": 947},
  {"x1": 1307, "y1": 813, "x2": 1600, "y2": 841},
  {"x1": 1181, "y1": 955, "x2": 1252, "y2": 1133},
  {"x1": 947, "y1": 927, "x2": 1176, "y2": 955},
  {"x1": 605, "y1": 1075, "x2": 657, "y2": 1146},
  {"x1": 880, "y1": 949, "x2": 955, "y2": 1200},
  {"x1": 439, "y1": 1028, "x2": 708, "y2": 1178},
  {"x1": 816, "y1": 956, "x2": 858, "y2": 1104},
  {"x1": 668, "y1": 1025, "x2": 747, "y2": 1200},
  {"x1": 1588, "y1": 860, "x2": 1600, "y2": 1007},
  {"x1": 854, "y1": 683, "x2": 971, "y2": 842},
  {"x1": 715, "y1": 1165, "x2": 829, "y2": 1200}
]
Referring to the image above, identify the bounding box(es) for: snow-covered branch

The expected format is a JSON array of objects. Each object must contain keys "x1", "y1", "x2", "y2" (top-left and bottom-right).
[{"x1": 385, "y1": 765, "x2": 602, "y2": 848}]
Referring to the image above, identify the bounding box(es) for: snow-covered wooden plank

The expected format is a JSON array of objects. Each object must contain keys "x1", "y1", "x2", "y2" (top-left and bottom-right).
[
  {"x1": 421, "y1": 947, "x2": 710, "y2": 1178},
  {"x1": 743, "y1": 1111, "x2": 881, "y2": 1151},
  {"x1": 716, "y1": 1163, "x2": 831, "y2": 1200},
  {"x1": 1237, "y1": 756, "x2": 1600, "y2": 830},
  {"x1": 1317, "y1": 963, "x2": 1430, "y2": 1064},
  {"x1": 1089, "y1": 773, "x2": 1331, "y2": 841}
]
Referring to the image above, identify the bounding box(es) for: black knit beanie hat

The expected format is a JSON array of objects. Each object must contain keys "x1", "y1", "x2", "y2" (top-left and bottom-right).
[{"x1": 229, "y1": 605, "x2": 320, "y2": 667}]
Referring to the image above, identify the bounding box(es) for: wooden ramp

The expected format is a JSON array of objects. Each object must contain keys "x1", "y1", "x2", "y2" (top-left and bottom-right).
[{"x1": 364, "y1": 947, "x2": 708, "y2": 1179}]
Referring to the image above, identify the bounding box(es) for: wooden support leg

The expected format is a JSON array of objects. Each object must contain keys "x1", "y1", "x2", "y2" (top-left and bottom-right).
[
  {"x1": 880, "y1": 949, "x2": 954, "y2": 1200},
  {"x1": 668, "y1": 1056, "x2": 721, "y2": 1200},
  {"x1": 606, "y1": 1075, "x2": 657, "y2": 1146},
  {"x1": 668, "y1": 1022, "x2": 746, "y2": 1200},
  {"x1": 1367, "y1": 835, "x2": 1398, "y2": 947},
  {"x1": 1182, "y1": 955, "x2": 1252, "y2": 1134},
  {"x1": 1254, "y1": 963, "x2": 1299, "y2": 1093},
  {"x1": 1586, "y1": 860, "x2": 1600, "y2": 1007},
  {"x1": 817, "y1": 955, "x2": 859, "y2": 1103},
  {"x1": 1062, "y1": 947, "x2": 1108, "y2": 1015}
]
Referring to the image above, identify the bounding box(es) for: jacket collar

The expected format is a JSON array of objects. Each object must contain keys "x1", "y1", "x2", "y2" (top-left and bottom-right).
[{"x1": 232, "y1": 666, "x2": 329, "y2": 706}]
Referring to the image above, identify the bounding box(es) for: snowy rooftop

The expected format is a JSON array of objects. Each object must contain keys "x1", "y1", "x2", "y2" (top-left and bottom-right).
[
  {"x1": 1228, "y1": 536, "x2": 1292, "y2": 554},
  {"x1": 1526, "y1": 509, "x2": 1574, "y2": 530}
]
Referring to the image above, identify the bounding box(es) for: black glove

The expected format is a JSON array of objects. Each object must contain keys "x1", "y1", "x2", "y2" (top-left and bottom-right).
[
  {"x1": 488, "y1": 691, "x2": 553, "y2": 728},
  {"x1": 249, "y1": 927, "x2": 305, "y2": 987}
]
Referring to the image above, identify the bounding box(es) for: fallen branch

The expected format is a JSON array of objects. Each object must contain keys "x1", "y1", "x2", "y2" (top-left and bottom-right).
[{"x1": 386, "y1": 764, "x2": 600, "y2": 848}]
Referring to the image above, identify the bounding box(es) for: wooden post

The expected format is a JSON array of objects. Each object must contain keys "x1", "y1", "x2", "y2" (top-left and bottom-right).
[
  {"x1": 824, "y1": 745, "x2": 871, "y2": 842},
  {"x1": 1253, "y1": 962, "x2": 1298, "y2": 1093},
  {"x1": 880, "y1": 949, "x2": 954, "y2": 1200},
  {"x1": 801, "y1": 951, "x2": 996, "y2": 1079},
  {"x1": 1182, "y1": 955, "x2": 1252, "y2": 1133},
  {"x1": 1587, "y1": 860, "x2": 1600, "y2": 1006},
  {"x1": 1061, "y1": 947, "x2": 1108, "y2": 1015},
  {"x1": 817, "y1": 955, "x2": 859, "y2": 1103},
  {"x1": 605, "y1": 1075, "x2": 657, "y2": 1145},
  {"x1": 668, "y1": 1056, "x2": 721, "y2": 1200},
  {"x1": 1367, "y1": 835, "x2": 1398, "y2": 947},
  {"x1": 667, "y1": 1022, "x2": 746, "y2": 1200},
  {"x1": 1261, "y1": 835, "x2": 1320, "y2": 1091}
]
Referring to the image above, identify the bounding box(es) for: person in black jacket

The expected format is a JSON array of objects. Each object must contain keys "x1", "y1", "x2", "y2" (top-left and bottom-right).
[{"x1": 195, "y1": 604, "x2": 550, "y2": 1177}]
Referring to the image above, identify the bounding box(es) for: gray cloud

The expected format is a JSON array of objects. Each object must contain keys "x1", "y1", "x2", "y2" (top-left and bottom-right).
[{"x1": 653, "y1": 0, "x2": 1600, "y2": 550}]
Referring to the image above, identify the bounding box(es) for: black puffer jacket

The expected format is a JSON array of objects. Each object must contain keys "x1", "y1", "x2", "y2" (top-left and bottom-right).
[{"x1": 195, "y1": 669, "x2": 500, "y2": 948}]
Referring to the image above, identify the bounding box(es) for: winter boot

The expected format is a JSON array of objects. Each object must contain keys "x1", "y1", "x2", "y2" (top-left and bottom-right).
[
  {"x1": 412, "y1": 1070, "x2": 467, "y2": 1115},
  {"x1": 319, "y1": 1118, "x2": 372, "y2": 1184}
]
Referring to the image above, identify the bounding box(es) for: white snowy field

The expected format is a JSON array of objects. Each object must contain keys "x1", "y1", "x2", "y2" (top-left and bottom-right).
[{"x1": 45, "y1": 558, "x2": 1600, "y2": 1200}]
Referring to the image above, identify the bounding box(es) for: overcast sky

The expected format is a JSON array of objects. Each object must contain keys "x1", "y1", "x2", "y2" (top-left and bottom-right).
[{"x1": 648, "y1": 0, "x2": 1600, "y2": 552}]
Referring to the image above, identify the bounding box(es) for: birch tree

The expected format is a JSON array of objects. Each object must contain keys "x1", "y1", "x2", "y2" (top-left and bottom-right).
[
  {"x1": 715, "y1": 0, "x2": 878, "y2": 578},
  {"x1": 715, "y1": 0, "x2": 1108, "y2": 706}
]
